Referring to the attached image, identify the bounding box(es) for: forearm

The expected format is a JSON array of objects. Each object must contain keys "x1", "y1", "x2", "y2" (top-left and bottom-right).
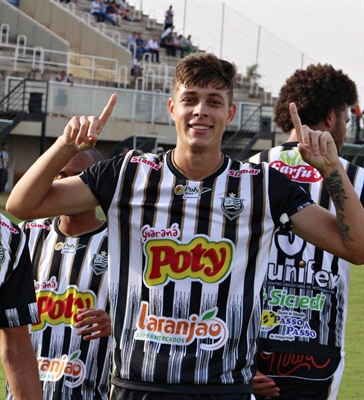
[
  {"x1": 7, "y1": 137, "x2": 78, "y2": 219},
  {"x1": 323, "y1": 163, "x2": 364, "y2": 258},
  {"x1": 0, "y1": 327, "x2": 42, "y2": 400}
]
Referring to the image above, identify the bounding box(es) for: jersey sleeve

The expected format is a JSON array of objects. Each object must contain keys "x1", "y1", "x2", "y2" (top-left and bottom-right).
[
  {"x1": 0, "y1": 226, "x2": 38, "y2": 327},
  {"x1": 79, "y1": 155, "x2": 125, "y2": 214},
  {"x1": 268, "y1": 166, "x2": 314, "y2": 225}
]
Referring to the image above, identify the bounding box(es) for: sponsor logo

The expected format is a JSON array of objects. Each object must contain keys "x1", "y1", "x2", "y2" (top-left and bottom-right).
[
  {"x1": 0, "y1": 217, "x2": 19, "y2": 234},
  {"x1": 268, "y1": 317, "x2": 317, "y2": 341},
  {"x1": 91, "y1": 251, "x2": 108, "y2": 275},
  {"x1": 267, "y1": 260, "x2": 340, "y2": 291},
  {"x1": 269, "y1": 150, "x2": 322, "y2": 183},
  {"x1": 141, "y1": 224, "x2": 180, "y2": 242},
  {"x1": 134, "y1": 301, "x2": 228, "y2": 350},
  {"x1": 38, "y1": 350, "x2": 85, "y2": 388},
  {"x1": 221, "y1": 193, "x2": 244, "y2": 220},
  {"x1": 228, "y1": 168, "x2": 260, "y2": 177},
  {"x1": 143, "y1": 235, "x2": 233, "y2": 286},
  {"x1": 131, "y1": 155, "x2": 162, "y2": 170},
  {"x1": 24, "y1": 221, "x2": 51, "y2": 230},
  {"x1": 174, "y1": 184, "x2": 212, "y2": 199},
  {"x1": 268, "y1": 289, "x2": 326, "y2": 311},
  {"x1": 32, "y1": 286, "x2": 96, "y2": 331},
  {"x1": 260, "y1": 310, "x2": 281, "y2": 331},
  {"x1": 55, "y1": 242, "x2": 86, "y2": 254}
]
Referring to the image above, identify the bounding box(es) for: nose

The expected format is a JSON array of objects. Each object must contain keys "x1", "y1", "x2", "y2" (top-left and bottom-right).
[{"x1": 193, "y1": 102, "x2": 209, "y2": 117}]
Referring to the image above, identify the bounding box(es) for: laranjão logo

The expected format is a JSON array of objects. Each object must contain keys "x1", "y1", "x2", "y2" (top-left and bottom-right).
[
  {"x1": 32, "y1": 286, "x2": 96, "y2": 331},
  {"x1": 38, "y1": 350, "x2": 85, "y2": 388},
  {"x1": 134, "y1": 301, "x2": 229, "y2": 350},
  {"x1": 143, "y1": 235, "x2": 234, "y2": 286}
]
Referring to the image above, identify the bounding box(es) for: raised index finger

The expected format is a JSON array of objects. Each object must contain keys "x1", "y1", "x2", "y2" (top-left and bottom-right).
[
  {"x1": 289, "y1": 102, "x2": 303, "y2": 140},
  {"x1": 99, "y1": 93, "x2": 118, "y2": 128}
]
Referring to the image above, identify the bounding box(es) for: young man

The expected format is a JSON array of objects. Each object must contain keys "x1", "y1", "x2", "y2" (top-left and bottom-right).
[
  {"x1": 0, "y1": 214, "x2": 42, "y2": 399},
  {"x1": 6, "y1": 53, "x2": 364, "y2": 400},
  {"x1": 6, "y1": 150, "x2": 112, "y2": 400},
  {"x1": 250, "y1": 64, "x2": 364, "y2": 400}
]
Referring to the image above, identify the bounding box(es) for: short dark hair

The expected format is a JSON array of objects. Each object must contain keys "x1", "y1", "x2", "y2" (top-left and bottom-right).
[
  {"x1": 274, "y1": 64, "x2": 358, "y2": 132},
  {"x1": 172, "y1": 53, "x2": 237, "y2": 105}
]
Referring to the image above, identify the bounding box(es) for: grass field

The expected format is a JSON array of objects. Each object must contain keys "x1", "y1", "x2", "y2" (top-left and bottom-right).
[{"x1": 0, "y1": 194, "x2": 362, "y2": 398}]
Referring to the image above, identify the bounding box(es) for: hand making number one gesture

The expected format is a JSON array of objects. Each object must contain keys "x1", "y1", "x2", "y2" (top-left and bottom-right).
[
  {"x1": 62, "y1": 94, "x2": 118, "y2": 152},
  {"x1": 290, "y1": 102, "x2": 340, "y2": 175}
]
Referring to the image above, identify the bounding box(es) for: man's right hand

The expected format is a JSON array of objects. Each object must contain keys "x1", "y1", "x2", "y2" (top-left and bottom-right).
[
  {"x1": 62, "y1": 94, "x2": 117, "y2": 152},
  {"x1": 253, "y1": 370, "x2": 280, "y2": 397}
]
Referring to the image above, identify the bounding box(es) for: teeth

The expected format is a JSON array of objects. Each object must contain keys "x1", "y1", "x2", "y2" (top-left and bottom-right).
[{"x1": 191, "y1": 125, "x2": 209, "y2": 130}]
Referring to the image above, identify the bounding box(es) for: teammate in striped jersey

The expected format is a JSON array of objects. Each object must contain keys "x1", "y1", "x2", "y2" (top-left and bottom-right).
[
  {"x1": 0, "y1": 214, "x2": 41, "y2": 399},
  {"x1": 250, "y1": 64, "x2": 364, "y2": 400},
  {"x1": 6, "y1": 53, "x2": 364, "y2": 400},
  {"x1": 7, "y1": 150, "x2": 112, "y2": 400}
]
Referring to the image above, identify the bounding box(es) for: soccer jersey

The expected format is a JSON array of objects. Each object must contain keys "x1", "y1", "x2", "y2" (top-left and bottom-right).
[
  {"x1": 0, "y1": 214, "x2": 38, "y2": 328},
  {"x1": 80, "y1": 150, "x2": 313, "y2": 395},
  {"x1": 19, "y1": 217, "x2": 111, "y2": 400},
  {"x1": 249, "y1": 143, "x2": 364, "y2": 395}
]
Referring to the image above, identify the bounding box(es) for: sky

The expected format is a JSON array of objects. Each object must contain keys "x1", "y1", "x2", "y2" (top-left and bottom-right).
[{"x1": 141, "y1": 0, "x2": 364, "y2": 106}]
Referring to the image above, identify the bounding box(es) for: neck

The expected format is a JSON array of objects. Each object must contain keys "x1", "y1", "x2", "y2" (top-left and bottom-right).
[
  {"x1": 172, "y1": 148, "x2": 224, "y2": 181},
  {"x1": 57, "y1": 211, "x2": 104, "y2": 237}
]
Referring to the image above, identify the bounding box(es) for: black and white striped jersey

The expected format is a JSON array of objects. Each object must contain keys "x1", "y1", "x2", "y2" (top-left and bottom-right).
[
  {"x1": 18, "y1": 217, "x2": 111, "y2": 400},
  {"x1": 0, "y1": 214, "x2": 37, "y2": 328},
  {"x1": 249, "y1": 144, "x2": 364, "y2": 361},
  {"x1": 80, "y1": 150, "x2": 312, "y2": 394}
]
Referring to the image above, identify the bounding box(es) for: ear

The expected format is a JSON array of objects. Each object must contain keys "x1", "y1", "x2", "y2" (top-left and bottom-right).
[
  {"x1": 226, "y1": 103, "x2": 237, "y2": 126},
  {"x1": 324, "y1": 109, "x2": 336, "y2": 130},
  {"x1": 167, "y1": 98, "x2": 176, "y2": 121}
]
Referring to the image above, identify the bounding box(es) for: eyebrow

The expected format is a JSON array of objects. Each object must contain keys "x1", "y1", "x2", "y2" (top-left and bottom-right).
[{"x1": 181, "y1": 90, "x2": 226, "y2": 100}]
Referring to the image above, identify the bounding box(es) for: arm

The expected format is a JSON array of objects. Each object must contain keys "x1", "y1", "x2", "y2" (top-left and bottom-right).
[
  {"x1": 75, "y1": 308, "x2": 111, "y2": 340},
  {"x1": 0, "y1": 326, "x2": 42, "y2": 400},
  {"x1": 7, "y1": 94, "x2": 117, "y2": 220},
  {"x1": 290, "y1": 102, "x2": 364, "y2": 264},
  {"x1": 252, "y1": 371, "x2": 280, "y2": 397}
]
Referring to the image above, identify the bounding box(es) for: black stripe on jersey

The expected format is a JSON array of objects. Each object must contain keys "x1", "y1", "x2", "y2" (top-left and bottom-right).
[
  {"x1": 163, "y1": 151, "x2": 186, "y2": 317},
  {"x1": 236, "y1": 160, "x2": 264, "y2": 380},
  {"x1": 140, "y1": 156, "x2": 165, "y2": 304}
]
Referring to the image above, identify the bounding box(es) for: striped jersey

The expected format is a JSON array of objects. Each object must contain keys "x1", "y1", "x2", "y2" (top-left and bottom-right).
[
  {"x1": 80, "y1": 150, "x2": 313, "y2": 394},
  {"x1": 18, "y1": 217, "x2": 111, "y2": 400},
  {"x1": 0, "y1": 214, "x2": 37, "y2": 328},
  {"x1": 249, "y1": 143, "x2": 364, "y2": 378}
]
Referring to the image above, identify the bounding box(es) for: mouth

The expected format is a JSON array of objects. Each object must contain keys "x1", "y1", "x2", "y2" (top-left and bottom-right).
[{"x1": 188, "y1": 124, "x2": 212, "y2": 131}]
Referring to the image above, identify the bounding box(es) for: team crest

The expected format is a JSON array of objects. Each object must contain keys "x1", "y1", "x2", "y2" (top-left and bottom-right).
[
  {"x1": 91, "y1": 251, "x2": 108, "y2": 275},
  {"x1": 221, "y1": 193, "x2": 244, "y2": 221},
  {"x1": 0, "y1": 245, "x2": 5, "y2": 265}
]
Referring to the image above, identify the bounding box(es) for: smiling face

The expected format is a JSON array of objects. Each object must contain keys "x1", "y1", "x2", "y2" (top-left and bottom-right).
[{"x1": 168, "y1": 84, "x2": 236, "y2": 153}]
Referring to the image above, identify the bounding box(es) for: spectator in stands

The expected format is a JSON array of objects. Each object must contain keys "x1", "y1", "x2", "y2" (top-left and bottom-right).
[
  {"x1": 174, "y1": 34, "x2": 185, "y2": 58},
  {"x1": 106, "y1": 0, "x2": 122, "y2": 26},
  {"x1": 351, "y1": 103, "x2": 362, "y2": 141},
  {"x1": 131, "y1": 56, "x2": 143, "y2": 78},
  {"x1": 164, "y1": 32, "x2": 177, "y2": 56},
  {"x1": 144, "y1": 36, "x2": 160, "y2": 63},
  {"x1": 127, "y1": 31, "x2": 137, "y2": 57},
  {"x1": 90, "y1": 0, "x2": 115, "y2": 25},
  {"x1": 54, "y1": 70, "x2": 73, "y2": 118},
  {"x1": 164, "y1": 5, "x2": 174, "y2": 31},
  {"x1": 135, "y1": 33, "x2": 146, "y2": 59},
  {"x1": 160, "y1": 25, "x2": 174, "y2": 48},
  {"x1": 119, "y1": 3, "x2": 133, "y2": 21},
  {"x1": 183, "y1": 34, "x2": 197, "y2": 55}
]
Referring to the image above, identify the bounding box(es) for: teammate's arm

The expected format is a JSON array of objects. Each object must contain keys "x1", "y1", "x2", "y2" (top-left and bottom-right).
[
  {"x1": 290, "y1": 102, "x2": 364, "y2": 264},
  {"x1": 0, "y1": 326, "x2": 42, "y2": 400},
  {"x1": 6, "y1": 94, "x2": 117, "y2": 220}
]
